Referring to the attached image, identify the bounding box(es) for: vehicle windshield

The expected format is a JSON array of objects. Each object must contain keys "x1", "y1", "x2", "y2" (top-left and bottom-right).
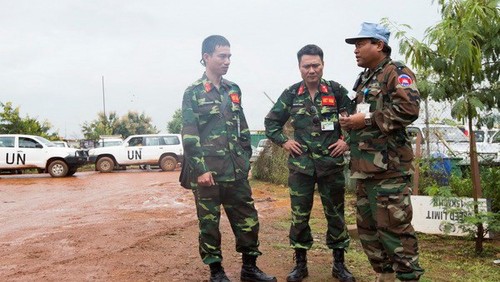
[
  {"x1": 492, "y1": 131, "x2": 500, "y2": 143},
  {"x1": 34, "y1": 136, "x2": 56, "y2": 147},
  {"x1": 474, "y1": 131, "x2": 485, "y2": 142},
  {"x1": 423, "y1": 126, "x2": 468, "y2": 143}
]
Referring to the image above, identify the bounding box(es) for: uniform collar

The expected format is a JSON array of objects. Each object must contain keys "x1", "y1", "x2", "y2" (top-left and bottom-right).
[
  {"x1": 297, "y1": 79, "x2": 330, "y2": 96},
  {"x1": 367, "y1": 57, "x2": 391, "y2": 76},
  {"x1": 201, "y1": 72, "x2": 230, "y2": 93}
]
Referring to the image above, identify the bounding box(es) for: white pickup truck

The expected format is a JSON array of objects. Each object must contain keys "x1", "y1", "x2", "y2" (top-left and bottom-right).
[
  {"x1": 88, "y1": 134, "x2": 183, "y2": 172},
  {"x1": 0, "y1": 134, "x2": 89, "y2": 177}
]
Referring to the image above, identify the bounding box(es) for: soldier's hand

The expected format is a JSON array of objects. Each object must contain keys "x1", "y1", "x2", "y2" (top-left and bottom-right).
[
  {"x1": 282, "y1": 140, "x2": 302, "y2": 157},
  {"x1": 339, "y1": 113, "x2": 366, "y2": 130},
  {"x1": 197, "y1": 172, "x2": 216, "y2": 187},
  {"x1": 328, "y1": 139, "x2": 349, "y2": 157}
]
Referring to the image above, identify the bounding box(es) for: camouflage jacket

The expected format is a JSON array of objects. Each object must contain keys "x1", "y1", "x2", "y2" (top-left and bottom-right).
[
  {"x1": 181, "y1": 73, "x2": 252, "y2": 184},
  {"x1": 349, "y1": 57, "x2": 420, "y2": 179},
  {"x1": 265, "y1": 79, "x2": 351, "y2": 177}
]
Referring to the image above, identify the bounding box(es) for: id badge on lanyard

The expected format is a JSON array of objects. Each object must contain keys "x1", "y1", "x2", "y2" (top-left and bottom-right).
[
  {"x1": 321, "y1": 120, "x2": 334, "y2": 131},
  {"x1": 356, "y1": 88, "x2": 371, "y2": 115}
]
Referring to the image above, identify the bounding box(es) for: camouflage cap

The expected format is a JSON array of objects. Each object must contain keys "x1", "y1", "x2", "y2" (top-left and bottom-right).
[{"x1": 345, "y1": 22, "x2": 390, "y2": 44}]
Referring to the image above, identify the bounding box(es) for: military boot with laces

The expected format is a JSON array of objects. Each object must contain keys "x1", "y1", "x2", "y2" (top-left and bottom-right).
[
  {"x1": 240, "y1": 254, "x2": 277, "y2": 282},
  {"x1": 332, "y1": 249, "x2": 355, "y2": 282},
  {"x1": 286, "y1": 249, "x2": 308, "y2": 282},
  {"x1": 209, "y1": 262, "x2": 230, "y2": 282}
]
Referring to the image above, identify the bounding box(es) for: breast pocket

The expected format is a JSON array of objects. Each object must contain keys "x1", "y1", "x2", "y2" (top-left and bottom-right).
[
  {"x1": 320, "y1": 106, "x2": 338, "y2": 122},
  {"x1": 198, "y1": 101, "x2": 220, "y2": 116},
  {"x1": 366, "y1": 88, "x2": 383, "y2": 111},
  {"x1": 197, "y1": 102, "x2": 223, "y2": 149},
  {"x1": 290, "y1": 104, "x2": 307, "y2": 129}
]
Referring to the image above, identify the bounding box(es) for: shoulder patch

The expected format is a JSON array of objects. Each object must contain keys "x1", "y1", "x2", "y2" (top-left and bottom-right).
[
  {"x1": 229, "y1": 92, "x2": 240, "y2": 104},
  {"x1": 397, "y1": 74, "x2": 413, "y2": 87}
]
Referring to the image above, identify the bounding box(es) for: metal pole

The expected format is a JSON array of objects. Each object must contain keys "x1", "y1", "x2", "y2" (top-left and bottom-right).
[{"x1": 102, "y1": 76, "x2": 106, "y2": 118}]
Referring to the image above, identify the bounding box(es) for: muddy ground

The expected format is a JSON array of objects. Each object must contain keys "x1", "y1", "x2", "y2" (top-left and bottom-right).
[{"x1": 1, "y1": 169, "x2": 360, "y2": 282}]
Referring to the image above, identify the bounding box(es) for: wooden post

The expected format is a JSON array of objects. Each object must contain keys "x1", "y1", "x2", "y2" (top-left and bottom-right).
[{"x1": 413, "y1": 131, "x2": 422, "y2": 195}]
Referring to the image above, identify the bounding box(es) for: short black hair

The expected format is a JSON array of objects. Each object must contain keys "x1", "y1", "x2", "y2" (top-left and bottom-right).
[
  {"x1": 370, "y1": 38, "x2": 392, "y2": 56},
  {"x1": 200, "y1": 35, "x2": 230, "y2": 66},
  {"x1": 297, "y1": 44, "x2": 324, "y2": 63}
]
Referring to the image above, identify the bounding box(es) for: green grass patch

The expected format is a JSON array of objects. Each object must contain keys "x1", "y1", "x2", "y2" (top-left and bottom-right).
[{"x1": 253, "y1": 178, "x2": 500, "y2": 282}]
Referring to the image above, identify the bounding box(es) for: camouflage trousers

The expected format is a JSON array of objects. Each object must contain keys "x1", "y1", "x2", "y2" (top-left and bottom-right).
[
  {"x1": 356, "y1": 177, "x2": 424, "y2": 281},
  {"x1": 193, "y1": 179, "x2": 262, "y2": 265},
  {"x1": 288, "y1": 169, "x2": 350, "y2": 250}
]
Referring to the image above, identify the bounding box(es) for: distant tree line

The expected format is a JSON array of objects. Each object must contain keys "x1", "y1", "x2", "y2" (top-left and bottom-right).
[{"x1": 1, "y1": 101, "x2": 183, "y2": 140}]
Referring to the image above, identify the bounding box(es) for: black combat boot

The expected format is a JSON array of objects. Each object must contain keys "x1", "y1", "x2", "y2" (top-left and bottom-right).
[
  {"x1": 286, "y1": 249, "x2": 308, "y2": 282},
  {"x1": 332, "y1": 249, "x2": 356, "y2": 282},
  {"x1": 240, "y1": 254, "x2": 277, "y2": 282},
  {"x1": 209, "y1": 262, "x2": 230, "y2": 282}
]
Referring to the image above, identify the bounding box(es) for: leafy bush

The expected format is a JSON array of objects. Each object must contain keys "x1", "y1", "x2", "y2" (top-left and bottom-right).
[
  {"x1": 418, "y1": 158, "x2": 498, "y2": 213},
  {"x1": 251, "y1": 143, "x2": 289, "y2": 186}
]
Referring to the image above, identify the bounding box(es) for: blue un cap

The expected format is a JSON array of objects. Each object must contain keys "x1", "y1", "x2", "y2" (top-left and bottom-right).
[{"x1": 345, "y1": 22, "x2": 390, "y2": 45}]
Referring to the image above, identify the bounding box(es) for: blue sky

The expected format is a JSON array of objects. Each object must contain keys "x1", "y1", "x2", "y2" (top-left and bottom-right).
[{"x1": 0, "y1": 0, "x2": 441, "y2": 138}]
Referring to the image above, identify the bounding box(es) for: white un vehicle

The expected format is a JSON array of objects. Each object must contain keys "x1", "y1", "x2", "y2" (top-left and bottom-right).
[
  {"x1": 0, "y1": 134, "x2": 89, "y2": 177},
  {"x1": 88, "y1": 134, "x2": 183, "y2": 172}
]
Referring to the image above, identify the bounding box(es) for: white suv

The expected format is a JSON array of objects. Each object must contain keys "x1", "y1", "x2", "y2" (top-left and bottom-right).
[
  {"x1": 0, "y1": 134, "x2": 89, "y2": 177},
  {"x1": 88, "y1": 134, "x2": 183, "y2": 172}
]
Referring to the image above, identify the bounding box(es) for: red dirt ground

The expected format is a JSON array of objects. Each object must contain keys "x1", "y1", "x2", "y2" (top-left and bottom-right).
[{"x1": 2, "y1": 169, "x2": 347, "y2": 282}]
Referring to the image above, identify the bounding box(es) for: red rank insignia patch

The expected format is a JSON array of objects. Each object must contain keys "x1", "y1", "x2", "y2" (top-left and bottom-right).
[
  {"x1": 398, "y1": 74, "x2": 413, "y2": 87},
  {"x1": 297, "y1": 84, "x2": 305, "y2": 96},
  {"x1": 322, "y1": 95, "x2": 336, "y2": 106},
  {"x1": 319, "y1": 84, "x2": 329, "y2": 93},
  {"x1": 204, "y1": 82, "x2": 212, "y2": 93},
  {"x1": 229, "y1": 92, "x2": 240, "y2": 104}
]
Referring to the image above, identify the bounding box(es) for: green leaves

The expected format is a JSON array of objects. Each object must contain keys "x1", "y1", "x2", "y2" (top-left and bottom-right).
[
  {"x1": 81, "y1": 111, "x2": 158, "y2": 140},
  {"x1": 0, "y1": 101, "x2": 56, "y2": 138},
  {"x1": 451, "y1": 96, "x2": 485, "y2": 121},
  {"x1": 166, "y1": 108, "x2": 182, "y2": 134}
]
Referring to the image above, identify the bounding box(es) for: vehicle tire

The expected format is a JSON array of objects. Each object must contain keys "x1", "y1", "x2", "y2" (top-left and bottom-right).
[
  {"x1": 160, "y1": 156, "x2": 177, "y2": 171},
  {"x1": 96, "y1": 157, "x2": 114, "y2": 173},
  {"x1": 48, "y1": 160, "x2": 69, "y2": 177}
]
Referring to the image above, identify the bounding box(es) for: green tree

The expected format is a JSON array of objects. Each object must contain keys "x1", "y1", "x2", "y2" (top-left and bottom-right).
[
  {"x1": 166, "y1": 108, "x2": 182, "y2": 134},
  {"x1": 114, "y1": 111, "x2": 158, "y2": 138},
  {"x1": 0, "y1": 101, "x2": 56, "y2": 138},
  {"x1": 81, "y1": 112, "x2": 119, "y2": 140},
  {"x1": 384, "y1": 0, "x2": 499, "y2": 253},
  {"x1": 82, "y1": 111, "x2": 157, "y2": 140}
]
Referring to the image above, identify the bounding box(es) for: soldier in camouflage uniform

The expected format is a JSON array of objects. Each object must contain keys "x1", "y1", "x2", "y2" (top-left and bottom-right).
[
  {"x1": 340, "y1": 23, "x2": 425, "y2": 282},
  {"x1": 181, "y1": 35, "x2": 276, "y2": 282},
  {"x1": 265, "y1": 44, "x2": 355, "y2": 282}
]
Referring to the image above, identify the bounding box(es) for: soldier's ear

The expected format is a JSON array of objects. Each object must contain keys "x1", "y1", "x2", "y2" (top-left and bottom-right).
[
  {"x1": 202, "y1": 53, "x2": 211, "y2": 65},
  {"x1": 376, "y1": 41, "x2": 385, "y2": 52}
]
